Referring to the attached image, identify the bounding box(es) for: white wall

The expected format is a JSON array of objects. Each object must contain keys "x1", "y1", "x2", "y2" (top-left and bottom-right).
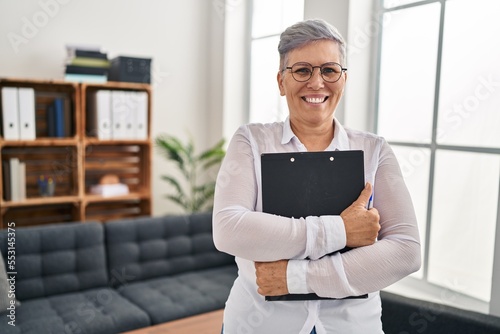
[
  {"x1": 221, "y1": 0, "x2": 248, "y2": 141},
  {"x1": 0, "y1": 0, "x2": 226, "y2": 215},
  {"x1": 304, "y1": 0, "x2": 376, "y2": 132}
]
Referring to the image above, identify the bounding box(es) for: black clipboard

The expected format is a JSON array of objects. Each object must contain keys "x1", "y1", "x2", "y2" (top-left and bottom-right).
[{"x1": 261, "y1": 150, "x2": 368, "y2": 301}]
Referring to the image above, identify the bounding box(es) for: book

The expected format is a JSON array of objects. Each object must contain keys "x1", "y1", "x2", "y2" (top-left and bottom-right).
[
  {"x1": 64, "y1": 73, "x2": 107, "y2": 84},
  {"x1": 65, "y1": 65, "x2": 109, "y2": 76},
  {"x1": 9, "y1": 158, "x2": 20, "y2": 201},
  {"x1": 71, "y1": 50, "x2": 108, "y2": 60},
  {"x1": 53, "y1": 98, "x2": 65, "y2": 137},
  {"x1": 46, "y1": 104, "x2": 55, "y2": 137},
  {"x1": 2, "y1": 160, "x2": 11, "y2": 201},
  {"x1": 64, "y1": 97, "x2": 73, "y2": 137},
  {"x1": 65, "y1": 44, "x2": 105, "y2": 58},
  {"x1": 18, "y1": 161, "x2": 26, "y2": 200},
  {"x1": 67, "y1": 57, "x2": 110, "y2": 68}
]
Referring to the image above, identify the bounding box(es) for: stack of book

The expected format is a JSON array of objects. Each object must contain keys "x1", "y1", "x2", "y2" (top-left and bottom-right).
[{"x1": 64, "y1": 45, "x2": 109, "y2": 83}]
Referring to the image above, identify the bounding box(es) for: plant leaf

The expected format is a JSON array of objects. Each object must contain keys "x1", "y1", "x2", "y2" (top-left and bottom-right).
[
  {"x1": 192, "y1": 182, "x2": 216, "y2": 212},
  {"x1": 198, "y1": 139, "x2": 226, "y2": 169},
  {"x1": 155, "y1": 136, "x2": 186, "y2": 170},
  {"x1": 155, "y1": 133, "x2": 225, "y2": 213},
  {"x1": 160, "y1": 175, "x2": 185, "y2": 197},
  {"x1": 165, "y1": 194, "x2": 188, "y2": 212}
]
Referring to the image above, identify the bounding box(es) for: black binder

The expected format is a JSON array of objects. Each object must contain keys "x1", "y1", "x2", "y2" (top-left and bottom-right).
[{"x1": 261, "y1": 150, "x2": 368, "y2": 301}]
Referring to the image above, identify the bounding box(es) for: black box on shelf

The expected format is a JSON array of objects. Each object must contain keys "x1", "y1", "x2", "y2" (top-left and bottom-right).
[{"x1": 108, "y1": 56, "x2": 152, "y2": 83}]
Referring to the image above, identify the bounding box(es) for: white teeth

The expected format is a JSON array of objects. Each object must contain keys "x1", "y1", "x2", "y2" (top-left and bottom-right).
[{"x1": 305, "y1": 97, "x2": 325, "y2": 104}]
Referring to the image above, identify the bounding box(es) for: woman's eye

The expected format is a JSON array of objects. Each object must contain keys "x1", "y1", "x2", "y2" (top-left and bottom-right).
[
  {"x1": 322, "y1": 67, "x2": 338, "y2": 74},
  {"x1": 294, "y1": 68, "x2": 311, "y2": 75}
]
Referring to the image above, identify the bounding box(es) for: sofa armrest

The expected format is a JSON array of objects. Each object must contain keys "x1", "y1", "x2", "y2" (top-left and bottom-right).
[{"x1": 380, "y1": 291, "x2": 500, "y2": 334}]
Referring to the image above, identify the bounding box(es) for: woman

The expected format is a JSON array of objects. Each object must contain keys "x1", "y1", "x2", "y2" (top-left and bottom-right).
[{"x1": 213, "y1": 19, "x2": 421, "y2": 334}]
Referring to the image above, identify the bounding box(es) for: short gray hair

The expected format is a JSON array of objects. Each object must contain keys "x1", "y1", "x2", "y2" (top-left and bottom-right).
[{"x1": 278, "y1": 19, "x2": 346, "y2": 69}]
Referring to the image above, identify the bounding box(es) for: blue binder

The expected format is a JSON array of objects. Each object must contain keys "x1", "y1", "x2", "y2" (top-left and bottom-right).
[{"x1": 53, "y1": 98, "x2": 65, "y2": 137}]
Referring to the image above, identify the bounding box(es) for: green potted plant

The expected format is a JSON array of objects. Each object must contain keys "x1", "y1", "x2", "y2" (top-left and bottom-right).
[{"x1": 155, "y1": 134, "x2": 225, "y2": 213}]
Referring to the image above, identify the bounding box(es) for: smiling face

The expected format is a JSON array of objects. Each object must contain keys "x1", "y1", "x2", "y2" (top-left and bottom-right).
[{"x1": 277, "y1": 39, "x2": 347, "y2": 130}]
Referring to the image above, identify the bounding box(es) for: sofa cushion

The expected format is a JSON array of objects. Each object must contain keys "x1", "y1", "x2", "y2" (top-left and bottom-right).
[
  {"x1": 0, "y1": 222, "x2": 108, "y2": 300},
  {"x1": 380, "y1": 291, "x2": 500, "y2": 334},
  {"x1": 105, "y1": 212, "x2": 235, "y2": 285},
  {"x1": 117, "y1": 265, "x2": 237, "y2": 324},
  {"x1": 0, "y1": 288, "x2": 150, "y2": 334}
]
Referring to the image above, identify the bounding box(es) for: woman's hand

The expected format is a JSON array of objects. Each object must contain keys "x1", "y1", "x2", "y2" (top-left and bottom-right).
[
  {"x1": 255, "y1": 260, "x2": 289, "y2": 296},
  {"x1": 340, "y1": 183, "x2": 380, "y2": 248}
]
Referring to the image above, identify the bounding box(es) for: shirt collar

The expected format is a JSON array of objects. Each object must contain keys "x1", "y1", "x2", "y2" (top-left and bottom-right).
[
  {"x1": 281, "y1": 116, "x2": 350, "y2": 150},
  {"x1": 281, "y1": 117, "x2": 295, "y2": 145}
]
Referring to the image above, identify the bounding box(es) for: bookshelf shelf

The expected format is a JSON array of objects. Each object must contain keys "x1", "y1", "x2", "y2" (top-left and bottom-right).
[
  {"x1": 83, "y1": 138, "x2": 151, "y2": 145},
  {"x1": 83, "y1": 192, "x2": 151, "y2": 203},
  {"x1": 1, "y1": 195, "x2": 80, "y2": 207},
  {"x1": 0, "y1": 78, "x2": 152, "y2": 228},
  {"x1": 0, "y1": 139, "x2": 79, "y2": 147}
]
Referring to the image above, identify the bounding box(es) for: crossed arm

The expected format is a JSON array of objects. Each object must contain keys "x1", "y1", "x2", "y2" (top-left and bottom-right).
[{"x1": 255, "y1": 182, "x2": 380, "y2": 296}]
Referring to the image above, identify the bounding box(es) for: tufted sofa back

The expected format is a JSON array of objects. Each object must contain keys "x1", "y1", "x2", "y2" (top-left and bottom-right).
[
  {"x1": 0, "y1": 222, "x2": 108, "y2": 300},
  {"x1": 105, "y1": 212, "x2": 235, "y2": 287}
]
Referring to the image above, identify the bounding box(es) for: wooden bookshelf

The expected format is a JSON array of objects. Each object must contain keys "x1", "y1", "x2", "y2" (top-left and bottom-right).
[{"x1": 0, "y1": 78, "x2": 152, "y2": 228}]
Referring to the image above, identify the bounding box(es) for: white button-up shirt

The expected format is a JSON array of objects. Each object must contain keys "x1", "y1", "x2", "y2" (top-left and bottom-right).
[{"x1": 213, "y1": 118, "x2": 421, "y2": 334}]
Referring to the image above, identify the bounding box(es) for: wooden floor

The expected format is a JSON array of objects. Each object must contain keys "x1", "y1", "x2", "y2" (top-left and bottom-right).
[{"x1": 122, "y1": 309, "x2": 224, "y2": 334}]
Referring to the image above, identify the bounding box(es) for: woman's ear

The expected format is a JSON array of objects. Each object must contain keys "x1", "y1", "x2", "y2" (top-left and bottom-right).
[{"x1": 277, "y1": 71, "x2": 285, "y2": 96}]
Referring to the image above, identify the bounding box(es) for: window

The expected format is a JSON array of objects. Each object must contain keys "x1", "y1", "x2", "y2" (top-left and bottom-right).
[
  {"x1": 376, "y1": 0, "x2": 500, "y2": 307},
  {"x1": 249, "y1": 0, "x2": 304, "y2": 123}
]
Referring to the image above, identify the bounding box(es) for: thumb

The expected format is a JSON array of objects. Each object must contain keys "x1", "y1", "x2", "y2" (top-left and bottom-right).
[{"x1": 355, "y1": 182, "x2": 373, "y2": 207}]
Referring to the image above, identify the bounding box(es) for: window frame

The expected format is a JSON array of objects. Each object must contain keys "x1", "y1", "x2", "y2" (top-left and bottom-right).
[
  {"x1": 247, "y1": 0, "x2": 305, "y2": 124},
  {"x1": 373, "y1": 0, "x2": 500, "y2": 315}
]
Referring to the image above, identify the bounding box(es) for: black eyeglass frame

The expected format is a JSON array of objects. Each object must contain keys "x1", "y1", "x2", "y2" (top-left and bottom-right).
[{"x1": 283, "y1": 62, "x2": 348, "y2": 83}]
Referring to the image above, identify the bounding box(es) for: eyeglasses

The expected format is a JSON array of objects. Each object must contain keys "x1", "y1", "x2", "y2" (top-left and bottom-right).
[{"x1": 284, "y1": 62, "x2": 347, "y2": 83}]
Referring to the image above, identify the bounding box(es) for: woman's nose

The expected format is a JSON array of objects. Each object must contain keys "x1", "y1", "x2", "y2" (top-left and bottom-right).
[{"x1": 307, "y1": 68, "x2": 324, "y2": 89}]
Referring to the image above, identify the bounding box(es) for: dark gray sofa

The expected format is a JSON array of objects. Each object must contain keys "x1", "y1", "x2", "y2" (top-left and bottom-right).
[{"x1": 0, "y1": 212, "x2": 236, "y2": 334}]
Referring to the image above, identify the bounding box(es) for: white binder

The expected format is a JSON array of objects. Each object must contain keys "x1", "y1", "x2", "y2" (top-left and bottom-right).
[
  {"x1": 1, "y1": 87, "x2": 20, "y2": 140},
  {"x1": 123, "y1": 91, "x2": 135, "y2": 139},
  {"x1": 88, "y1": 90, "x2": 112, "y2": 139},
  {"x1": 133, "y1": 91, "x2": 148, "y2": 140},
  {"x1": 18, "y1": 87, "x2": 36, "y2": 140},
  {"x1": 111, "y1": 90, "x2": 128, "y2": 139}
]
